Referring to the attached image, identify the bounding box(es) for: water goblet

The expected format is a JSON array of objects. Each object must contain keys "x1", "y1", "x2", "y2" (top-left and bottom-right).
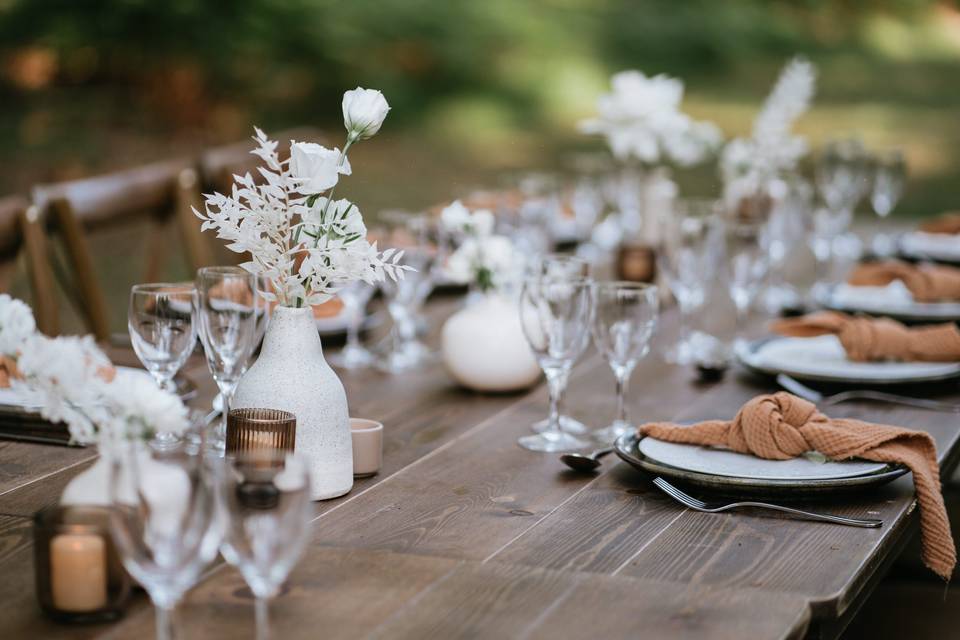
[
  {"x1": 197, "y1": 266, "x2": 258, "y2": 452},
  {"x1": 518, "y1": 275, "x2": 594, "y2": 452},
  {"x1": 657, "y1": 199, "x2": 722, "y2": 364},
  {"x1": 328, "y1": 280, "x2": 376, "y2": 369},
  {"x1": 722, "y1": 216, "x2": 769, "y2": 346},
  {"x1": 108, "y1": 441, "x2": 221, "y2": 640},
  {"x1": 378, "y1": 248, "x2": 436, "y2": 373},
  {"x1": 218, "y1": 450, "x2": 313, "y2": 640},
  {"x1": 128, "y1": 283, "x2": 197, "y2": 447},
  {"x1": 869, "y1": 149, "x2": 907, "y2": 256},
  {"x1": 590, "y1": 281, "x2": 659, "y2": 444}
]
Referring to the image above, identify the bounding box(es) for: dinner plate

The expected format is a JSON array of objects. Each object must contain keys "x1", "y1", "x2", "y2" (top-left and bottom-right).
[
  {"x1": 615, "y1": 433, "x2": 907, "y2": 498},
  {"x1": 899, "y1": 231, "x2": 960, "y2": 264},
  {"x1": 820, "y1": 282, "x2": 960, "y2": 322},
  {"x1": 315, "y1": 310, "x2": 383, "y2": 336},
  {"x1": 737, "y1": 335, "x2": 960, "y2": 384}
]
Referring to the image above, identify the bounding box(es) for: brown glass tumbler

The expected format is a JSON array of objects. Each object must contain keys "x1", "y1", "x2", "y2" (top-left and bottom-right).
[{"x1": 226, "y1": 408, "x2": 297, "y2": 459}]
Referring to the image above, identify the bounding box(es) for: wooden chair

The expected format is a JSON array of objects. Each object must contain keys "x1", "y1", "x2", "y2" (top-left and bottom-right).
[
  {"x1": 0, "y1": 195, "x2": 59, "y2": 335},
  {"x1": 31, "y1": 158, "x2": 215, "y2": 340}
]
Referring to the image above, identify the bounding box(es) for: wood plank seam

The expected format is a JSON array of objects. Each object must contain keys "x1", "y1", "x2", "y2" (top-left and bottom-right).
[
  {"x1": 610, "y1": 509, "x2": 688, "y2": 576},
  {"x1": 0, "y1": 453, "x2": 97, "y2": 504}
]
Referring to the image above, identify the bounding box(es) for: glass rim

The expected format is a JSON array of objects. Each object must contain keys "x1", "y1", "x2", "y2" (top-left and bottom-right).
[
  {"x1": 591, "y1": 280, "x2": 658, "y2": 292},
  {"x1": 130, "y1": 282, "x2": 195, "y2": 294},
  {"x1": 197, "y1": 265, "x2": 252, "y2": 278},
  {"x1": 227, "y1": 407, "x2": 296, "y2": 424}
]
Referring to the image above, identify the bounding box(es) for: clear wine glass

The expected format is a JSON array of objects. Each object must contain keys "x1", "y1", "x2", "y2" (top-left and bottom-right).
[
  {"x1": 108, "y1": 441, "x2": 221, "y2": 640},
  {"x1": 657, "y1": 199, "x2": 721, "y2": 364},
  {"x1": 590, "y1": 282, "x2": 659, "y2": 444},
  {"x1": 197, "y1": 267, "x2": 258, "y2": 452},
  {"x1": 328, "y1": 280, "x2": 376, "y2": 369},
  {"x1": 869, "y1": 148, "x2": 907, "y2": 256},
  {"x1": 378, "y1": 248, "x2": 435, "y2": 373},
  {"x1": 722, "y1": 215, "x2": 769, "y2": 346},
  {"x1": 530, "y1": 255, "x2": 592, "y2": 436},
  {"x1": 518, "y1": 274, "x2": 593, "y2": 452},
  {"x1": 760, "y1": 176, "x2": 812, "y2": 314},
  {"x1": 129, "y1": 283, "x2": 197, "y2": 448},
  {"x1": 812, "y1": 138, "x2": 870, "y2": 294},
  {"x1": 218, "y1": 450, "x2": 313, "y2": 640}
]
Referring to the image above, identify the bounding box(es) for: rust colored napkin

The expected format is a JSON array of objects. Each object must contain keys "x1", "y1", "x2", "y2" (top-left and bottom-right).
[
  {"x1": 919, "y1": 212, "x2": 960, "y2": 235},
  {"x1": 848, "y1": 260, "x2": 960, "y2": 302},
  {"x1": 771, "y1": 311, "x2": 960, "y2": 363},
  {"x1": 640, "y1": 392, "x2": 956, "y2": 580}
]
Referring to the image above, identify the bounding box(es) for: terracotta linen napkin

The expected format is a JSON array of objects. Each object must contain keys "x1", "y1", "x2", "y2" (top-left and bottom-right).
[
  {"x1": 848, "y1": 260, "x2": 960, "y2": 302},
  {"x1": 771, "y1": 311, "x2": 960, "y2": 363},
  {"x1": 640, "y1": 392, "x2": 956, "y2": 579},
  {"x1": 919, "y1": 212, "x2": 960, "y2": 235}
]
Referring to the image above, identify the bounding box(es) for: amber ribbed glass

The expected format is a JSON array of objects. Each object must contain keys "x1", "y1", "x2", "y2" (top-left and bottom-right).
[{"x1": 226, "y1": 408, "x2": 296, "y2": 456}]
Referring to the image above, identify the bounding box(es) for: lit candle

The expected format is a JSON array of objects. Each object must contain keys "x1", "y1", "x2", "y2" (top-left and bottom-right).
[{"x1": 50, "y1": 533, "x2": 107, "y2": 612}]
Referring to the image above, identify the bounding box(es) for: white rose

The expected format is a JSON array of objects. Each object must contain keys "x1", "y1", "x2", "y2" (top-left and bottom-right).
[
  {"x1": 472, "y1": 209, "x2": 495, "y2": 236},
  {"x1": 0, "y1": 294, "x2": 36, "y2": 356},
  {"x1": 290, "y1": 142, "x2": 352, "y2": 195},
  {"x1": 342, "y1": 87, "x2": 390, "y2": 140},
  {"x1": 440, "y1": 200, "x2": 471, "y2": 234}
]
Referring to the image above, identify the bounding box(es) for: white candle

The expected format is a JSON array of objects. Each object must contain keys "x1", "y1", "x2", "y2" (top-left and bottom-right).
[{"x1": 50, "y1": 533, "x2": 108, "y2": 612}]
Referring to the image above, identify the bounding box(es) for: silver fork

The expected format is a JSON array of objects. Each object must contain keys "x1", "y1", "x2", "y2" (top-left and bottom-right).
[
  {"x1": 651, "y1": 477, "x2": 882, "y2": 528},
  {"x1": 777, "y1": 373, "x2": 960, "y2": 413}
]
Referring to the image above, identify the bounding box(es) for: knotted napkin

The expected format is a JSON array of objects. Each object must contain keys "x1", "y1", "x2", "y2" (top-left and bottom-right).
[
  {"x1": 640, "y1": 392, "x2": 956, "y2": 579},
  {"x1": 771, "y1": 311, "x2": 960, "y2": 363},
  {"x1": 920, "y1": 212, "x2": 960, "y2": 235},
  {"x1": 848, "y1": 260, "x2": 960, "y2": 302}
]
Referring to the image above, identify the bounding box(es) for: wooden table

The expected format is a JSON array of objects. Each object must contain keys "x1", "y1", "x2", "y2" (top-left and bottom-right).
[{"x1": 2, "y1": 295, "x2": 959, "y2": 639}]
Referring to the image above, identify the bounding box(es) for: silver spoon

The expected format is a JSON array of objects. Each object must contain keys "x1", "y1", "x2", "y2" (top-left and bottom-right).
[{"x1": 560, "y1": 447, "x2": 614, "y2": 472}]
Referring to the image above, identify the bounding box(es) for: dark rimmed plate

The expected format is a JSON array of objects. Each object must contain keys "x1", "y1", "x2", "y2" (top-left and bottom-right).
[{"x1": 614, "y1": 433, "x2": 908, "y2": 499}]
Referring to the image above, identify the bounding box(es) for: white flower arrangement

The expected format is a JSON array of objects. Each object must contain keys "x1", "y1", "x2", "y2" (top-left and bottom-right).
[
  {"x1": 579, "y1": 70, "x2": 722, "y2": 166},
  {"x1": 194, "y1": 88, "x2": 409, "y2": 308},
  {"x1": 720, "y1": 57, "x2": 816, "y2": 204},
  {"x1": 0, "y1": 294, "x2": 189, "y2": 446},
  {"x1": 441, "y1": 201, "x2": 523, "y2": 294}
]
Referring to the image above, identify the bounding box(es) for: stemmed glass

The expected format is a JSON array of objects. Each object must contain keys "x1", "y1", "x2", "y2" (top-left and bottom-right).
[
  {"x1": 328, "y1": 281, "x2": 376, "y2": 369},
  {"x1": 760, "y1": 177, "x2": 812, "y2": 314},
  {"x1": 218, "y1": 450, "x2": 313, "y2": 640},
  {"x1": 869, "y1": 149, "x2": 907, "y2": 256},
  {"x1": 378, "y1": 248, "x2": 436, "y2": 373},
  {"x1": 108, "y1": 442, "x2": 221, "y2": 640},
  {"x1": 590, "y1": 282, "x2": 659, "y2": 444},
  {"x1": 197, "y1": 267, "x2": 258, "y2": 452},
  {"x1": 518, "y1": 274, "x2": 594, "y2": 452},
  {"x1": 722, "y1": 215, "x2": 769, "y2": 346},
  {"x1": 812, "y1": 138, "x2": 870, "y2": 294},
  {"x1": 128, "y1": 283, "x2": 197, "y2": 446},
  {"x1": 657, "y1": 199, "x2": 721, "y2": 364}
]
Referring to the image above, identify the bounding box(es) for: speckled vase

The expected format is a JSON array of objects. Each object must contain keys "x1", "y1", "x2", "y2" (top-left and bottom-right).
[{"x1": 232, "y1": 305, "x2": 352, "y2": 500}]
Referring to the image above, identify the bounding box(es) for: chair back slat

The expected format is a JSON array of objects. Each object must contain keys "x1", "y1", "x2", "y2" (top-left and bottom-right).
[{"x1": 0, "y1": 196, "x2": 59, "y2": 335}]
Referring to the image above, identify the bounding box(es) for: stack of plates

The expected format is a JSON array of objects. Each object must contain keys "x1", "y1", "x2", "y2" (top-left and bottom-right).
[
  {"x1": 615, "y1": 432, "x2": 907, "y2": 498},
  {"x1": 899, "y1": 231, "x2": 960, "y2": 264},
  {"x1": 820, "y1": 282, "x2": 960, "y2": 323}
]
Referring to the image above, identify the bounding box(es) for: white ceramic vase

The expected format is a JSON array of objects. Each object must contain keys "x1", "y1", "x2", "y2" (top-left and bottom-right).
[
  {"x1": 233, "y1": 305, "x2": 352, "y2": 500},
  {"x1": 441, "y1": 293, "x2": 540, "y2": 393}
]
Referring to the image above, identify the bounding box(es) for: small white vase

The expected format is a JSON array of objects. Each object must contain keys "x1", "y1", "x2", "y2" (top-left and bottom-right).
[
  {"x1": 233, "y1": 305, "x2": 352, "y2": 500},
  {"x1": 441, "y1": 293, "x2": 540, "y2": 393}
]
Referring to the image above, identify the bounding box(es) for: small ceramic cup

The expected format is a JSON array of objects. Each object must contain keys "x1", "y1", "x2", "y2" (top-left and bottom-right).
[{"x1": 351, "y1": 418, "x2": 383, "y2": 478}]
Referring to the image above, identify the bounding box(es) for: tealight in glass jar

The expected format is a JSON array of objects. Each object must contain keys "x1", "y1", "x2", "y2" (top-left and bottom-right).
[{"x1": 34, "y1": 505, "x2": 131, "y2": 622}]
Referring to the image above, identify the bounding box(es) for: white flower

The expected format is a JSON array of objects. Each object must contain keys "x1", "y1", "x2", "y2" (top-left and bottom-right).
[
  {"x1": 579, "y1": 70, "x2": 721, "y2": 166},
  {"x1": 342, "y1": 87, "x2": 390, "y2": 140},
  {"x1": 446, "y1": 234, "x2": 522, "y2": 292},
  {"x1": 290, "y1": 142, "x2": 352, "y2": 194},
  {"x1": 0, "y1": 293, "x2": 36, "y2": 356},
  {"x1": 440, "y1": 201, "x2": 495, "y2": 237},
  {"x1": 100, "y1": 373, "x2": 189, "y2": 443}
]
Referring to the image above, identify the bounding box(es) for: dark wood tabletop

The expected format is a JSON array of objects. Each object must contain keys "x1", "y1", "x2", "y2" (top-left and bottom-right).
[{"x1": 2, "y1": 295, "x2": 959, "y2": 640}]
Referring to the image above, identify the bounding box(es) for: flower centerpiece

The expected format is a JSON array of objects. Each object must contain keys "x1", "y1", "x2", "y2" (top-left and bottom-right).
[
  {"x1": 437, "y1": 202, "x2": 539, "y2": 393},
  {"x1": 579, "y1": 71, "x2": 722, "y2": 243},
  {"x1": 719, "y1": 57, "x2": 816, "y2": 223},
  {"x1": 193, "y1": 88, "x2": 407, "y2": 499},
  {"x1": 0, "y1": 294, "x2": 189, "y2": 504}
]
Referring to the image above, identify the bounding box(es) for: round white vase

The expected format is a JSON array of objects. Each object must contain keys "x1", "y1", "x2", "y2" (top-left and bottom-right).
[
  {"x1": 441, "y1": 293, "x2": 540, "y2": 393},
  {"x1": 233, "y1": 305, "x2": 352, "y2": 500}
]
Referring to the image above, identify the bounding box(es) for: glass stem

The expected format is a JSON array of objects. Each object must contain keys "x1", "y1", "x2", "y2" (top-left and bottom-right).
[
  {"x1": 255, "y1": 597, "x2": 270, "y2": 640},
  {"x1": 155, "y1": 604, "x2": 178, "y2": 640},
  {"x1": 544, "y1": 368, "x2": 566, "y2": 436},
  {"x1": 614, "y1": 367, "x2": 632, "y2": 425},
  {"x1": 345, "y1": 302, "x2": 361, "y2": 351}
]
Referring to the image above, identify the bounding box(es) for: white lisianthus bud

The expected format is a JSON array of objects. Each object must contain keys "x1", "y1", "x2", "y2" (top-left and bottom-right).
[
  {"x1": 342, "y1": 88, "x2": 390, "y2": 140},
  {"x1": 290, "y1": 142, "x2": 352, "y2": 195}
]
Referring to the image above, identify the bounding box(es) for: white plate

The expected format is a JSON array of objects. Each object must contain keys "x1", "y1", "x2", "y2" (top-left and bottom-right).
[
  {"x1": 315, "y1": 311, "x2": 380, "y2": 336},
  {"x1": 900, "y1": 231, "x2": 960, "y2": 263},
  {"x1": 639, "y1": 437, "x2": 888, "y2": 481},
  {"x1": 0, "y1": 366, "x2": 155, "y2": 412},
  {"x1": 823, "y1": 282, "x2": 960, "y2": 322},
  {"x1": 738, "y1": 335, "x2": 960, "y2": 384}
]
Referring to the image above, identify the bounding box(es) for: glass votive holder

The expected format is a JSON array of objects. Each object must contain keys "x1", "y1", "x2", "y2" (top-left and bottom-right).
[
  {"x1": 226, "y1": 408, "x2": 297, "y2": 463},
  {"x1": 617, "y1": 243, "x2": 657, "y2": 283},
  {"x1": 34, "y1": 505, "x2": 131, "y2": 623}
]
